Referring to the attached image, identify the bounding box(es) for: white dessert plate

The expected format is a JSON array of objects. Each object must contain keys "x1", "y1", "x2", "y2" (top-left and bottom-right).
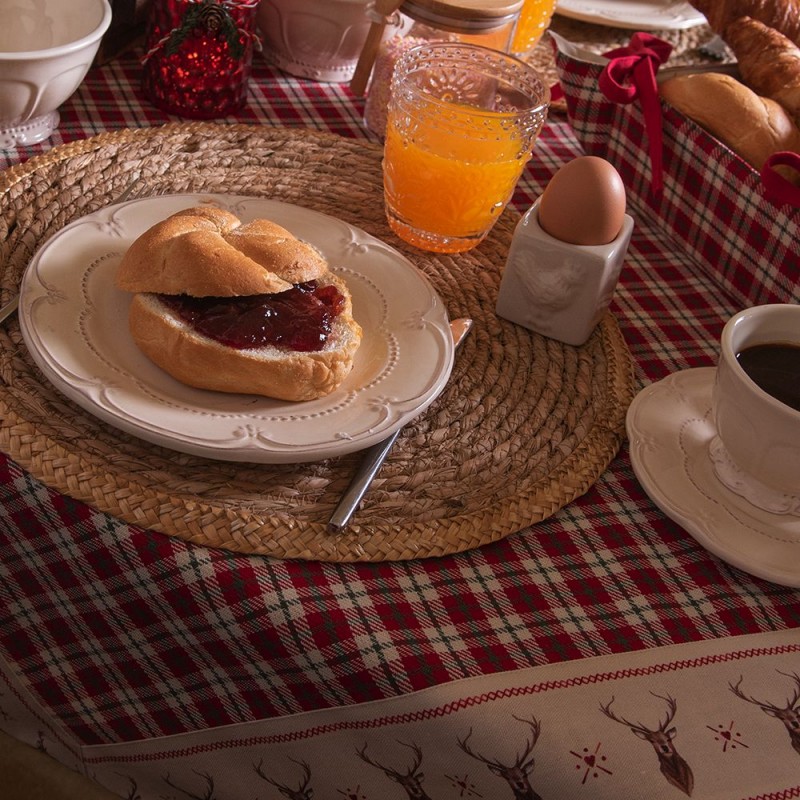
[
  {"x1": 556, "y1": 0, "x2": 706, "y2": 30},
  {"x1": 19, "y1": 194, "x2": 454, "y2": 463},
  {"x1": 626, "y1": 367, "x2": 800, "y2": 588}
]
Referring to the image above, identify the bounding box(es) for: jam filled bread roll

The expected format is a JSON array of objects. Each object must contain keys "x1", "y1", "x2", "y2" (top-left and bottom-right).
[{"x1": 116, "y1": 207, "x2": 362, "y2": 402}]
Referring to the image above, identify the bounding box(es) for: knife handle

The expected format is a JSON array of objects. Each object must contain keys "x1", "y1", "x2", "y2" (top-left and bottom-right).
[
  {"x1": 327, "y1": 318, "x2": 472, "y2": 533},
  {"x1": 0, "y1": 295, "x2": 19, "y2": 325},
  {"x1": 327, "y1": 429, "x2": 402, "y2": 533}
]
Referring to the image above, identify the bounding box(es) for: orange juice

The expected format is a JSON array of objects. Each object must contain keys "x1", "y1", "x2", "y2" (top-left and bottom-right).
[
  {"x1": 382, "y1": 42, "x2": 549, "y2": 254},
  {"x1": 384, "y1": 101, "x2": 530, "y2": 253},
  {"x1": 511, "y1": 0, "x2": 558, "y2": 55}
]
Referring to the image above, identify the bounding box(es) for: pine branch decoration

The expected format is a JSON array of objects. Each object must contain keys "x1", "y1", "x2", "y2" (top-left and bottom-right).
[{"x1": 162, "y1": 0, "x2": 245, "y2": 59}]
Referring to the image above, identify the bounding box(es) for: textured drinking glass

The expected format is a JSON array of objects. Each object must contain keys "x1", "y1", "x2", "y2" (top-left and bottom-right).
[
  {"x1": 383, "y1": 42, "x2": 549, "y2": 253},
  {"x1": 141, "y1": 0, "x2": 259, "y2": 119},
  {"x1": 510, "y1": 0, "x2": 558, "y2": 57}
]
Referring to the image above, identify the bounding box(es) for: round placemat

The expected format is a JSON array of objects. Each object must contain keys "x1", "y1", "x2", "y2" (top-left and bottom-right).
[{"x1": 0, "y1": 123, "x2": 634, "y2": 561}]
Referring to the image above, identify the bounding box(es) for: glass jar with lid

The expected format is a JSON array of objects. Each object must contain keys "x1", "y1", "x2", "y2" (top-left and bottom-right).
[
  {"x1": 363, "y1": 0, "x2": 524, "y2": 136},
  {"x1": 400, "y1": 0, "x2": 523, "y2": 52}
]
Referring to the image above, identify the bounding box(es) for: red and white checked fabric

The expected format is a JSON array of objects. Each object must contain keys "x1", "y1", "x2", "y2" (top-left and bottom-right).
[{"x1": 0, "y1": 47, "x2": 798, "y2": 756}]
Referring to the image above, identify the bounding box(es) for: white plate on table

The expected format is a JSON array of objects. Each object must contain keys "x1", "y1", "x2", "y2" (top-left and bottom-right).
[
  {"x1": 19, "y1": 194, "x2": 454, "y2": 463},
  {"x1": 556, "y1": 0, "x2": 706, "y2": 30},
  {"x1": 626, "y1": 367, "x2": 800, "y2": 588}
]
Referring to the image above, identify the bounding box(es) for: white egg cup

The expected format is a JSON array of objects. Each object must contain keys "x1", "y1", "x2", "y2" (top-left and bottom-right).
[
  {"x1": 496, "y1": 198, "x2": 634, "y2": 346},
  {"x1": 0, "y1": 0, "x2": 112, "y2": 149}
]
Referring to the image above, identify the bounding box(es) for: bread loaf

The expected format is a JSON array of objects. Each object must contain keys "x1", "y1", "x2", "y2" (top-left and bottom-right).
[
  {"x1": 659, "y1": 72, "x2": 800, "y2": 173},
  {"x1": 116, "y1": 207, "x2": 363, "y2": 401},
  {"x1": 724, "y1": 16, "x2": 800, "y2": 126}
]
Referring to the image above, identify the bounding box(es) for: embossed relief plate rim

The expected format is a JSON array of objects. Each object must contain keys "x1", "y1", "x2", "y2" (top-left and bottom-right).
[
  {"x1": 18, "y1": 193, "x2": 454, "y2": 464},
  {"x1": 626, "y1": 367, "x2": 800, "y2": 587}
]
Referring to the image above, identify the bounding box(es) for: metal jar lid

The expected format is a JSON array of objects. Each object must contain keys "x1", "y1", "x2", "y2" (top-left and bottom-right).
[{"x1": 400, "y1": 0, "x2": 524, "y2": 32}]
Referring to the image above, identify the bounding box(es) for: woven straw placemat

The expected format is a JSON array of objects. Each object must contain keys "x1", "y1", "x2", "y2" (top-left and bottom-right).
[{"x1": 0, "y1": 123, "x2": 634, "y2": 561}]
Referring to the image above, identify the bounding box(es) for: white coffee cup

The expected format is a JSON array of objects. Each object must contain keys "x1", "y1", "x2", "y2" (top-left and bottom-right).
[{"x1": 711, "y1": 303, "x2": 800, "y2": 510}]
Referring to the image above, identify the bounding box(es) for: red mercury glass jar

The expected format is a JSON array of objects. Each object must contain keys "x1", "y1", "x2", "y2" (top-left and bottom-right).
[{"x1": 141, "y1": 0, "x2": 259, "y2": 118}]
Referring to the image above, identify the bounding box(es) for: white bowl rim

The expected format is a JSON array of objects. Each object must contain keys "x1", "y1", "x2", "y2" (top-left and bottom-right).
[{"x1": 0, "y1": 0, "x2": 112, "y2": 61}]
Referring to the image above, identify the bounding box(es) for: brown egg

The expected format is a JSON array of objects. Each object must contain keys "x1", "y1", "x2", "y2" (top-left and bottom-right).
[{"x1": 537, "y1": 156, "x2": 627, "y2": 246}]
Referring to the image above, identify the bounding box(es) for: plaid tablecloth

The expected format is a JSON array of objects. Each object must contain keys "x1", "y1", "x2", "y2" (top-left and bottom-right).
[{"x1": 0, "y1": 41, "x2": 798, "y2": 800}]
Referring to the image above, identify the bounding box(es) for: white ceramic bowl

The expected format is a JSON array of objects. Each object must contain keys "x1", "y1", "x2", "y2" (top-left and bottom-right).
[
  {"x1": 0, "y1": 0, "x2": 112, "y2": 148},
  {"x1": 257, "y1": 0, "x2": 410, "y2": 82}
]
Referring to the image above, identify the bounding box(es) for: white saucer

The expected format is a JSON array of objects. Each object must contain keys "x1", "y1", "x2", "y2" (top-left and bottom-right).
[{"x1": 626, "y1": 367, "x2": 800, "y2": 587}]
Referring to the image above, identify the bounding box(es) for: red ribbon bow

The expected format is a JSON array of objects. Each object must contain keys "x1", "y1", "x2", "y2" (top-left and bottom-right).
[{"x1": 599, "y1": 33, "x2": 673, "y2": 197}]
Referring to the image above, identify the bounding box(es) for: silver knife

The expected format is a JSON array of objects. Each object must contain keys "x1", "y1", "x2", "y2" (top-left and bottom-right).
[{"x1": 328, "y1": 317, "x2": 474, "y2": 533}]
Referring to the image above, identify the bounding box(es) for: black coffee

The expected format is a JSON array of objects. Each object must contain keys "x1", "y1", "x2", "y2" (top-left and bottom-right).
[{"x1": 736, "y1": 342, "x2": 800, "y2": 412}]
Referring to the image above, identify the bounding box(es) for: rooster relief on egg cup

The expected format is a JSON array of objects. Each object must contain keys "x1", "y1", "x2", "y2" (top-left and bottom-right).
[{"x1": 496, "y1": 199, "x2": 634, "y2": 347}]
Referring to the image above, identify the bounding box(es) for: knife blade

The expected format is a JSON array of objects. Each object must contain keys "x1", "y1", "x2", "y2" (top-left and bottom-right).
[
  {"x1": 327, "y1": 317, "x2": 474, "y2": 533},
  {"x1": 0, "y1": 295, "x2": 19, "y2": 325}
]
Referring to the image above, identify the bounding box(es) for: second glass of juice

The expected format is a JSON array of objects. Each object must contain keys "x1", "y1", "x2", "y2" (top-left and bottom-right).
[
  {"x1": 383, "y1": 42, "x2": 549, "y2": 254},
  {"x1": 510, "y1": 0, "x2": 559, "y2": 58}
]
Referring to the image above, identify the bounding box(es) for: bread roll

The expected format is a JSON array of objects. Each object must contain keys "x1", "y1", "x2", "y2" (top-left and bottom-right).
[
  {"x1": 659, "y1": 72, "x2": 800, "y2": 173},
  {"x1": 117, "y1": 207, "x2": 363, "y2": 401},
  {"x1": 128, "y1": 273, "x2": 362, "y2": 402},
  {"x1": 116, "y1": 206, "x2": 329, "y2": 297},
  {"x1": 724, "y1": 17, "x2": 800, "y2": 126}
]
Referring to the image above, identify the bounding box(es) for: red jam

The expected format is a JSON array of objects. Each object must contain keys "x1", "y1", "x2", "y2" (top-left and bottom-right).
[{"x1": 160, "y1": 281, "x2": 346, "y2": 352}]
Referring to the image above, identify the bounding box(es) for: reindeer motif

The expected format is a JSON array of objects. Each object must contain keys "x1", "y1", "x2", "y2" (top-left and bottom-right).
[
  {"x1": 356, "y1": 740, "x2": 431, "y2": 799},
  {"x1": 730, "y1": 672, "x2": 800, "y2": 756},
  {"x1": 600, "y1": 693, "x2": 694, "y2": 797},
  {"x1": 116, "y1": 775, "x2": 141, "y2": 800},
  {"x1": 457, "y1": 715, "x2": 543, "y2": 800},
  {"x1": 162, "y1": 770, "x2": 218, "y2": 800},
  {"x1": 253, "y1": 757, "x2": 313, "y2": 799}
]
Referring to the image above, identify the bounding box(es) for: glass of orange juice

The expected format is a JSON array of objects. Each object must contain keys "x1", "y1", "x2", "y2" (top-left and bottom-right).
[
  {"x1": 383, "y1": 42, "x2": 549, "y2": 254},
  {"x1": 510, "y1": 0, "x2": 559, "y2": 58}
]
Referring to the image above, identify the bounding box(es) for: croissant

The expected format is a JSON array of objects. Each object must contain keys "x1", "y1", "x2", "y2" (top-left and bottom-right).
[
  {"x1": 725, "y1": 17, "x2": 800, "y2": 125},
  {"x1": 690, "y1": 0, "x2": 800, "y2": 44}
]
